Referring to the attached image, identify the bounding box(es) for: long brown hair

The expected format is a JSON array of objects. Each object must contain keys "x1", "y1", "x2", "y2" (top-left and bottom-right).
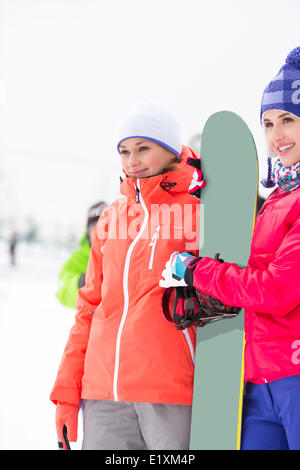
[{"x1": 161, "y1": 156, "x2": 182, "y2": 174}]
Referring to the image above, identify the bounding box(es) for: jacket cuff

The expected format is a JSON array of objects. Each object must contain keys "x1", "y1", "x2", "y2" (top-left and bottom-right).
[{"x1": 50, "y1": 387, "x2": 82, "y2": 408}]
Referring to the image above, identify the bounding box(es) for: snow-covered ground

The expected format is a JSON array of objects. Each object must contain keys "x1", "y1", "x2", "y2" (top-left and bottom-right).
[{"x1": 0, "y1": 241, "x2": 83, "y2": 450}]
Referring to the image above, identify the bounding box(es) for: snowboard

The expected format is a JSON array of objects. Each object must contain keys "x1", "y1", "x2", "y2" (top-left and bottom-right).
[{"x1": 189, "y1": 111, "x2": 258, "y2": 450}]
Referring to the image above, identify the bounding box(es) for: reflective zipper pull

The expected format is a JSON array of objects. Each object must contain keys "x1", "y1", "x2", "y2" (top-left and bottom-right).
[{"x1": 149, "y1": 225, "x2": 160, "y2": 270}]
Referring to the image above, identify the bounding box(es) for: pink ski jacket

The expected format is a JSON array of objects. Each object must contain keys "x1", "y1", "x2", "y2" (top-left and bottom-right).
[
  {"x1": 192, "y1": 186, "x2": 300, "y2": 384},
  {"x1": 50, "y1": 146, "x2": 200, "y2": 407}
]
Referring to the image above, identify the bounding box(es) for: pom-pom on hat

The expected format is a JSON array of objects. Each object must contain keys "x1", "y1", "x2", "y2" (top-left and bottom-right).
[
  {"x1": 117, "y1": 103, "x2": 182, "y2": 158},
  {"x1": 260, "y1": 46, "x2": 300, "y2": 122}
]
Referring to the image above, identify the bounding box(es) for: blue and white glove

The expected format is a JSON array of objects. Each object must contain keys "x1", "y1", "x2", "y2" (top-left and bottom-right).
[{"x1": 159, "y1": 252, "x2": 198, "y2": 288}]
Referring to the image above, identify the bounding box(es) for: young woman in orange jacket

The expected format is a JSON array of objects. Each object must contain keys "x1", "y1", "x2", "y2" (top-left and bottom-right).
[{"x1": 50, "y1": 103, "x2": 205, "y2": 450}]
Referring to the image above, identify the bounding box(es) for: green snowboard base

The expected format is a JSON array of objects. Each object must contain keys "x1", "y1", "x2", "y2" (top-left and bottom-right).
[{"x1": 189, "y1": 111, "x2": 258, "y2": 450}]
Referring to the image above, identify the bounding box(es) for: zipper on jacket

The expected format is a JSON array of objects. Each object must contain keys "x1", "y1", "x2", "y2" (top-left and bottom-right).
[
  {"x1": 113, "y1": 179, "x2": 149, "y2": 401},
  {"x1": 148, "y1": 225, "x2": 160, "y2": 270},
  {"x1": 135, "y1": 185, "x2": 140, "y2": 203}
]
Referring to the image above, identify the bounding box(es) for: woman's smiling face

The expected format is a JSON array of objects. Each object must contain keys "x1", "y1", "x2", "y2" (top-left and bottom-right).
[
  {"x1": 263, "y1": 110, "x2": 300, "y2": 167},
  {"x1": 119, "y1": 138, "x2": 176, "y2": 178}
]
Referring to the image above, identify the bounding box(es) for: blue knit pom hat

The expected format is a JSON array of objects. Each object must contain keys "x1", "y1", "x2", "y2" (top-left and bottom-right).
[
  {"x1": 260, "y1": 46, "x2": 300, "y2": 122},
  {"x1": 117, "y1": 103, "x2": 182, "y2": 158},
  {"x1": 260, "y1": 47, "x2": 300, "y2": 188}
]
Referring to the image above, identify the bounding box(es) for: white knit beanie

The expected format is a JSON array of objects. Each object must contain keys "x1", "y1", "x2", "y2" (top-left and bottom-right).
[{"x1": 117, "y1": 103, "x2": 182, "y2": 158}]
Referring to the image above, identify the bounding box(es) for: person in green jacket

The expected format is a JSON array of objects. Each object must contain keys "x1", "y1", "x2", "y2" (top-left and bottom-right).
[{"x1": 56, "y1": 201, "x2": 108, "y2": 309}]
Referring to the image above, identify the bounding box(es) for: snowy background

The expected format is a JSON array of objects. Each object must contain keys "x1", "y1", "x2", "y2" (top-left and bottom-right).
[
  {"x1": 0, "y1": 0, "x2": 299, "y2": 450},
  {"x1": 0, "y1": 240, "x2": 84, "y2": 450}
]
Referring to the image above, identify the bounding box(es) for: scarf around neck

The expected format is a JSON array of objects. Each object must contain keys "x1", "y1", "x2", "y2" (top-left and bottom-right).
[{"x1": 272, "y1": 159, "x2": 300, "y2": 191}]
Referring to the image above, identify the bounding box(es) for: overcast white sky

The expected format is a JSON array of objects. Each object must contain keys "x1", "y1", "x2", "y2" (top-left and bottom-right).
[{"x1": 0, "y1": 0, "x2": 299, "y2": 242}]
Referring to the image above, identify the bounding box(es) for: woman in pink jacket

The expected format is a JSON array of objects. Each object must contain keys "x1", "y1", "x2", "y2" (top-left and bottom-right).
[{"x1": 161, "y1": 47, "x2": 300, "y2": 450}]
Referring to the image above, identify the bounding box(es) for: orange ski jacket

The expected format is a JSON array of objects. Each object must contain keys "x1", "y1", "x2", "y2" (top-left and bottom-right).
[{"x1": 50, "y1": 146, "x2": 200, "y2": 407}]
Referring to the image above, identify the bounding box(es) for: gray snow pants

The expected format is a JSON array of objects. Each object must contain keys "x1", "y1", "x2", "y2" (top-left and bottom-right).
[{"x1": 81, "y1": 399, "x2": 192, "y2": 450}]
